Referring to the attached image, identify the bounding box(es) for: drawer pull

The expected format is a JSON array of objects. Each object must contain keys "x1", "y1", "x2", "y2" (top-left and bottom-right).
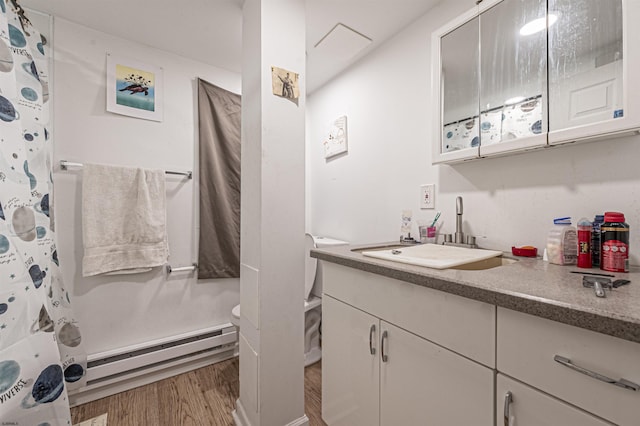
[
  {"x1": 554, "y1": 355, "x2": 640, "y2": 391},
  {"x1": 503, "y1": 391, "x2": 513, "y2": 426},
  {"x1": 369, "y1": 324, "x2": 376, "y2": 355},
  {"x1": 381, "y1": 330, "x2": 389, "y2": 362}
]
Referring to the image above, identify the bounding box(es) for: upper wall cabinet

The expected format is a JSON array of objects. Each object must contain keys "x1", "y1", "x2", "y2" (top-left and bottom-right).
[{"x1": 432, "y1": 0, "x2": 640, "y2": 165}]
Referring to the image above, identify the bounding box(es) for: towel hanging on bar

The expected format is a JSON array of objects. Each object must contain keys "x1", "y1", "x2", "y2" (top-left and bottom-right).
[
  {"x1": 81, "y1": 163, "x2": 169, "y2": 277},
  {"x1": 60, "y1": 160, "x2": 193, "y2": 179}
]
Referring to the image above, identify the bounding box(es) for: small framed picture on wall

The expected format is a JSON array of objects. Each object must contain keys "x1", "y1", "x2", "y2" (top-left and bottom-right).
[
  {"x1": 106, "y1": 53, "x2": 164, "y2": 122},
  {"x1": 323, "y1": 115, "x2": 348, "y2": 159}
]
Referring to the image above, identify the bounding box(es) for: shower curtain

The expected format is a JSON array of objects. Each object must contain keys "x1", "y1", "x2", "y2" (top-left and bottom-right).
[
  {"x1": 0, "y1": 1, "x2": 86, "y2": 424},
  {"x1": 197, "y1": 79, "x2": 241, "y2": 279}
]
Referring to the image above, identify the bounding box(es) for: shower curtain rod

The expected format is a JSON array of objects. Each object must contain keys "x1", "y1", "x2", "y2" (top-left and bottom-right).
[{"x1": 59, "y1": 160, "x2": 193, "y2": 179}]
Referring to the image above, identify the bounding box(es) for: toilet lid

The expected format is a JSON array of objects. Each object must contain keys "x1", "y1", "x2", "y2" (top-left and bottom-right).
[{"x1": 305, "y1": 233, "x2": 318, "y2": 301}]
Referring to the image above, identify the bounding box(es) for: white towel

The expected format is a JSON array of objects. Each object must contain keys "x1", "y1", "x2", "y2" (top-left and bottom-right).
[{"x1": 82, "y1": 164, "x2": 168, "y2": 277}]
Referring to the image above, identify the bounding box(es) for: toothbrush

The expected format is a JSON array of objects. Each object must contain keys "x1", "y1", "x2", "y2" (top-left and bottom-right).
[{"x1": 429, "y1": 212, "x2": 441, "y2": 228}]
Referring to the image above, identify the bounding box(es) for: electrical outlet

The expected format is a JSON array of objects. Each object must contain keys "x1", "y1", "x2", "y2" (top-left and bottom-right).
[{"x1": 420, "y1": 184, "x2": 435, "y2": 209}]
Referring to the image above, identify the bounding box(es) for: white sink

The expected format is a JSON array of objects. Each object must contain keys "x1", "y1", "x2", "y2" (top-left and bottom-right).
[
  {"x1": 360, "y1": 243, "x2": 506, "y2": 270},
  {"x1": 448, "y1": 256, "x2": 517, "y2": 270}
]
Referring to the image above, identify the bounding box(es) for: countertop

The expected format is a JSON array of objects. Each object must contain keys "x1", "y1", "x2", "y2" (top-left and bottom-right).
[{"x1": 311, "y1": 242, "x2": 640, "y2": 345}]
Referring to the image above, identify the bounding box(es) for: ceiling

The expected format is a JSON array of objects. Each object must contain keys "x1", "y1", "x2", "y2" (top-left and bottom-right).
[{"x1": 19, "y1": 0, "x2": 440, "y2": 93}]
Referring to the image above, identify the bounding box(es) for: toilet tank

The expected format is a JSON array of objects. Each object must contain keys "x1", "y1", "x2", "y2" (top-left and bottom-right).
[{"x1": 305, "y1": 235, "x2": 348, "y2": 300}]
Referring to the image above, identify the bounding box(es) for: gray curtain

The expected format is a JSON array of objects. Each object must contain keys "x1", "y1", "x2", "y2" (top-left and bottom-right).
[{"x1": 197, "y1": 79, "x2": 241, "y2": 279}]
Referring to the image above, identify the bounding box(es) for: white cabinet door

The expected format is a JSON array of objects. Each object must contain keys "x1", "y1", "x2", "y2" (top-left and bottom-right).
[
  {"x1": 497, "y1": 374, "x2": 612, "y2": 426},
  {"x1": 322, "y1": 296, "x2": 379, "y2": 426},
  {"x1": 380, "y1": 321, "x2": 494, "y2": 426},
  {"x1": 548, "y1": 0, "x2": 640, "y2": 145}
]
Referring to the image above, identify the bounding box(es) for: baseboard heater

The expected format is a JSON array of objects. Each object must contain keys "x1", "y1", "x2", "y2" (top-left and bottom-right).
[{"x1": 69, "y1": 323, "x2": 237, "y2": 405}]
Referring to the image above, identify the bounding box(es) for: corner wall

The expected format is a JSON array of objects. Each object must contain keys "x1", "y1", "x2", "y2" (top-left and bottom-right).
[
  {"x1": 307, "y1": 0, "x2": 640, "y2": 264},
  {"x1": 52, "y1": 18, "x2": 241, "y2": 356}
]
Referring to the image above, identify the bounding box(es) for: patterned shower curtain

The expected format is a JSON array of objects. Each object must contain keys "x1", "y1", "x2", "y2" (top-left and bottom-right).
[{"x1": 0, "y1": 1, "x2": 86, "y2": 424}]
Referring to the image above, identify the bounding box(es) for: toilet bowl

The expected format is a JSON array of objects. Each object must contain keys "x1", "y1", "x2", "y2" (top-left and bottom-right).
[{"x1": 231, "y1": 233, "x2": 348, "y2": 366}]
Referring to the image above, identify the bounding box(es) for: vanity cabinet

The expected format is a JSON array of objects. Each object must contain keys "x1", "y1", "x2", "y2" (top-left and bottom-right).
[
  {"x1": 321, "y1": 263, "x2": 495, "y2": 426},
  {"x1": 497, "y1": 307, "x2": 640, "y2": 425},
  {"x1": 432, "y1": 0, "x2": 640, "y2": 165}
]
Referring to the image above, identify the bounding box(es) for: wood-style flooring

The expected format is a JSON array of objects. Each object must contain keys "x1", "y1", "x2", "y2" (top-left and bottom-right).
[{"x1": 70, "y1": 358, "x2": 327, "y2": 426}]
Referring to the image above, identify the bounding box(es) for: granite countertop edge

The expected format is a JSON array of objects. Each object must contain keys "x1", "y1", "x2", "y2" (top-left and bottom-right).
[{"x1": 311, "y1": 243, "x2": 640, "y2": 345}]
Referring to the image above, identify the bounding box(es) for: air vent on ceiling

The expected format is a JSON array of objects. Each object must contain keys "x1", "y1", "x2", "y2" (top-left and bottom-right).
[{"x1": 313, "y1": 23, "x2": 372, "y2": 62}]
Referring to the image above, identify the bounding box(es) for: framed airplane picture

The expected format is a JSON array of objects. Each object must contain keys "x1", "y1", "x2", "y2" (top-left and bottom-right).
[{"x1": 106, "y1": 53, "x2": 163, "y2": 121}]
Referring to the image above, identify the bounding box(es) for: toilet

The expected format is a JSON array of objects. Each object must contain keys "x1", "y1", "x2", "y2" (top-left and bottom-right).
[{"x1": 231, "y1": 233, "x2": 348, "y2": 366}]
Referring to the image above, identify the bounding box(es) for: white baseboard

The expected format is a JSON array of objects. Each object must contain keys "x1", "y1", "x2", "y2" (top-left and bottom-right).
[
  {"x1": 232, "y1": 398, "x2": 251, "y2": 426},
  {"x1": 286, "y1": 414, "x2": 310, "y2": 426},
  {"x1": 232, "y1": 398, "x2": 309, "y2": 426}
]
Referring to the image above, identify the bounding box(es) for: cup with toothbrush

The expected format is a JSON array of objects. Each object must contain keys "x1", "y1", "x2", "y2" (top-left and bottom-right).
[{"x1": 420, "y1": 212, "x2": 440, "y2": 244}]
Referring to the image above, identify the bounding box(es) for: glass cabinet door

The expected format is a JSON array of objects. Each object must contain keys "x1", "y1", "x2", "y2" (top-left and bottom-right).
[
  {"x1": 479, "y1": 0, "x2": 547, "y2": 156},
  {"x1": 548, "y1": 0, "x2": 625, "y2": 141},
  {"x1": 548, "y1": 0, "x2": 640, "y2": 144},
  {"x1": 433, "y1": 15, "x2": 480, "y2": 163}
]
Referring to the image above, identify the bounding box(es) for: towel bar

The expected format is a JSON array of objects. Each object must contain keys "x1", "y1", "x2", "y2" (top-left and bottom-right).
[
  {"x1": 60, "y1": 160, "x2": 193, "y2": 179},
  {"x1": 166, "y1": 263, "x2": 198, "y2": 274}
]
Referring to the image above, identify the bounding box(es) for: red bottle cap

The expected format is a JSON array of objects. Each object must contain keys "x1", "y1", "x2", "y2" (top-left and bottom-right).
[{"x1": 604, "y1": 212, "x2": 625, "y2": 222}]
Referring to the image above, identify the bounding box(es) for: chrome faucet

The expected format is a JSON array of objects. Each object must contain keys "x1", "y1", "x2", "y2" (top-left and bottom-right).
[
  {"x1": 444, "y1": 196, "x2": 477, "y2": 248},
  {"x1": 454, "y1": 196, "x2": 464, "y2": 244}
]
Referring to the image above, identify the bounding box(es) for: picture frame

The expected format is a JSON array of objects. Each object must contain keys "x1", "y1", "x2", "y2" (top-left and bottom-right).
[
  {"x1": 271, "y1": 66, "x2": 300, "y2": 106},
  {"x1": 106, "y1": 53, "x2": 163, "y2": 122},
  {"x1": 323, "y1": 115, "x2": 348, "y2": 159}
]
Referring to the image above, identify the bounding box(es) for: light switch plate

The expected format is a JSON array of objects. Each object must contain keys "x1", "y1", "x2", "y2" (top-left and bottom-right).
[{"x1": 420, "y1": 184, "x2": 435, "y2": 209}]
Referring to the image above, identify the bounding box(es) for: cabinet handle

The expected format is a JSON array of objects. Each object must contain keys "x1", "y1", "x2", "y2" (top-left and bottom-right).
[
  {"x1": 381, "y1": 330, "x2": 388, "y2": 362},
  {"x1": 503, "y1": 391, "x2": 513, "y2": 426},
  {"x1": 369, "y1": 324, "x2": 376, "y2": 355},
  {"x1": 554, "y1": 355, "x2": 640, "y2": 391}
]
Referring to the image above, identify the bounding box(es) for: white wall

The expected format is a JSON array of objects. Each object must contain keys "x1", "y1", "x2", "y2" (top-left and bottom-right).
[
  {"x1": 52, "y1": 18, "x2": 241, "y2": 355},
  {"x1": 308, "y1": 0, "x2": 640, "y2": 265}
]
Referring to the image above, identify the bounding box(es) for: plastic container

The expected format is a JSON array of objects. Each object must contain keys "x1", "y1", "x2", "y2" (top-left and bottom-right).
[
  {"x1": 601, "y1": 211, "x2": 629, "y2": 272},
  {"x1": 577, "y1": 218, "x2": 592, "y2": 268},
  {"x1": 546, "y1": 217, "x2": 577, "y2": 265},
  {"x1": 511, "y1": 246, "x2": 537, "y2": 257},
  {"x1": 591, "y1": 214, "x2": 604, "y2": 267}
]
